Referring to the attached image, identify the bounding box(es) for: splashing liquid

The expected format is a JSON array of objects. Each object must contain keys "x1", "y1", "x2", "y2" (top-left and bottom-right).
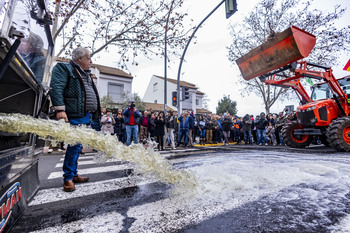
[{"x1": 0, "y1": 113, "x2": 197, "y2": 191}]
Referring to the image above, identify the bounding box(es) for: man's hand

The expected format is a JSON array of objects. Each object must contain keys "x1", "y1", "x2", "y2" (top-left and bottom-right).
[{"x1": 56, "y1": 111, "x2": 69, "y2": 122}]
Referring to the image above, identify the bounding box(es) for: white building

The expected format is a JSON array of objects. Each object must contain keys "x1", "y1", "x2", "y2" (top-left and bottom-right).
[
  {"x1": 55, "y1": 58, "x2": 133, "y2": 106},
  {"x1": 143, "y1": 75, "x2": 210, "y2": 114},
  {"x1": 90, "y1": 63, "x2": 133, "y2": 104}
]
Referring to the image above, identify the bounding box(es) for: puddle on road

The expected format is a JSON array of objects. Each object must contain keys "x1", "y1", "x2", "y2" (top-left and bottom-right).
[{"x1": 127, "y1": 152, "x2": 350, "y2": 232}]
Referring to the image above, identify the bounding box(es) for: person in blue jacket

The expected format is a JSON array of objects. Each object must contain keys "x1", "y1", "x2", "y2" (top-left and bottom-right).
[{"x1": 176, "y1": 112, "x2": 191, "y2": 148}]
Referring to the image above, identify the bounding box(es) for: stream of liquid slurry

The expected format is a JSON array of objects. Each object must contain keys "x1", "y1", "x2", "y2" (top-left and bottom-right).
[{"x1": 0, "y1": 113, "x2": 197, "y2": 191}]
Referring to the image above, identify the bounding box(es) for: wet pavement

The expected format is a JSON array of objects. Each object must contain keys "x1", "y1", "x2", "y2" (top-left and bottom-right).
[{"x1": 10, "y1": 144, "x2": 350, "y2": 233}]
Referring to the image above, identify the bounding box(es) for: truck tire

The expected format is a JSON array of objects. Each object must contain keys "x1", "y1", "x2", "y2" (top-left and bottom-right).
[
  {"x1": 326, "y1": 117, "x2": 350, "y2": 152},
  {"x1": 281, "y1": 121, "x2": 313, "y2": 148}
]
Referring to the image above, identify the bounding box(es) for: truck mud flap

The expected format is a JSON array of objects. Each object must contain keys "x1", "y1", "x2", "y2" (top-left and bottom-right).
[{"x1": 0, "y1": 160, "x2": 39, "y2": 233}]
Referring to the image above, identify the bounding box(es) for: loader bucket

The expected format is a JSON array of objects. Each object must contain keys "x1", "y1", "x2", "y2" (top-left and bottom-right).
[{"x1": 236, "y1": 26, "x2": 316, "y2": 81}]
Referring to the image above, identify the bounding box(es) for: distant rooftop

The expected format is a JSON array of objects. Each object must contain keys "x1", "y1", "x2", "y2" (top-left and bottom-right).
[{"x1": 55, "y1": 57, "x2": 132, "y2": 79}]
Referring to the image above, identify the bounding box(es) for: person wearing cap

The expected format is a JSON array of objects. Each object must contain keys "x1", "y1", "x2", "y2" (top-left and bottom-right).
[{"x1": 123, "y1": 101, "x2": 141, "y2": 146}]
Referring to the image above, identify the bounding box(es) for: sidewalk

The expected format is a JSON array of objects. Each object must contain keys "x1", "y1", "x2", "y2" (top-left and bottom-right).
[{"x1": 42, "y1": 142, "x2": 337, "y2": 156}]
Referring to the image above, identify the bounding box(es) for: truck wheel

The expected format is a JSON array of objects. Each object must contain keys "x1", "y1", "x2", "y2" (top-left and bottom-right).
[
  {"x1": 281, "y1": 121, "x2": 313, "y2": 148},
  {"x1": 326, "y1": 117, "x2": 350, "y2": 152}
]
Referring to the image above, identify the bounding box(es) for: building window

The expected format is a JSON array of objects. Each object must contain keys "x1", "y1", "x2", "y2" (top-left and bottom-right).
[
  {"x1": 196, "y1": 99, "x2": 199, "y2": 105},
  {"x1": 153, "y1": 82, "x2": 158, "y2": 92},
  {"x1": 108, "y1": 83, "x2": 124, "y2": 103}
]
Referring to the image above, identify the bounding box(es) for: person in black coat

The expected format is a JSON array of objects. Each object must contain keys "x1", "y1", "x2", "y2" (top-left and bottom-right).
[
  {"x1": 154, "y1": 111, "x2": 166, "y2": 150},
  {"x1": 114, "y1": 109, "x2": 125, "y2": 143},
  {"x1": 221, "y1": 113, "x2": 233, "y2": 145},
  {"x1": 256, "y1": 112, "x2": 269, "y2": 145}
]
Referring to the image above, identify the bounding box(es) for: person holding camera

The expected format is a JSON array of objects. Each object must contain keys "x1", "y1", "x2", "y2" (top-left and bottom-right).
[
  {"x1": 177, "y1": 112, "x2": 190, "y2": 148},
  {"x1": 101, "y1": 109, "x2": 116, "y2": 134},
  {"x1": 123, "y1": 100, "x2": 141, "y2": 146}
]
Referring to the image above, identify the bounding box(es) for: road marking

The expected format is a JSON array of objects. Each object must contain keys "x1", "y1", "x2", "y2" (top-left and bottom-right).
[
  {"x1": 59, "y1": 155, "x2": 95, "y2": 161},
  {"x1": 47, "y1": 164, "x2": 132, "y2": 179},
  {"x1": 11, "y1": 163, "x2": 30, "y2": 169},
  {"x1": 29, "y1": 211, "x2": 124, "y2": 233},
  {"x1": 29, "y1": 176, "x2": 153, "y2": 206},
  {"x1": 55, "y1": 159, "x2": 119, "y2": 168}
]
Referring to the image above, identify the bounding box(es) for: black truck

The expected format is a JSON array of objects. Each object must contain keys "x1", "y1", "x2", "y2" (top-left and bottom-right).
[{"x1": 0, "y1": 0, "x2": 53, "y2": 232}]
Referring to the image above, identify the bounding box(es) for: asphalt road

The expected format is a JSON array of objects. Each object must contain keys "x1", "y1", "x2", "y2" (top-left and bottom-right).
[{"x1": 10, "y1": 144, "x2": 350, "y2": 233}]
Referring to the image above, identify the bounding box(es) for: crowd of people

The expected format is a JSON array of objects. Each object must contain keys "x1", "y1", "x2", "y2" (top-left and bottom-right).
[
  {"x1": 48, "y1": 46, "x2": 295, "y2": 192},
  {"x1": 98, "y1": 104, "x2": 295, "y2": 149}
]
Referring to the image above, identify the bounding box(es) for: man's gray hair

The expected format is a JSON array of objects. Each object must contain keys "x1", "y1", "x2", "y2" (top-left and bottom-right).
[
  {"x1": 29, "y1": 32, "x2": 44, "y2": 52},
  {"x1": 72, "y1": 47, "x2": 90, "y2": 61}
]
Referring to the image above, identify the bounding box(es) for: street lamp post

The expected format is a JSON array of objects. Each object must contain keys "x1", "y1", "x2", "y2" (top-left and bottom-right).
[
  {"x1": 176, "y1": 0, "x2": 226, "y2": 114},
  {"x1": 164, "y1": 0, "x2": 175, "y2": 114}
]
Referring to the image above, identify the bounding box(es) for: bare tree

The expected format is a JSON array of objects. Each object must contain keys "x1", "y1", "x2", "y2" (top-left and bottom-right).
[
  {"x1": 51, "y1": 0, "x2": 191, "y2": 69},
  {"x1": 227, "y1": 0, "x2": 350, "y2": 113}
]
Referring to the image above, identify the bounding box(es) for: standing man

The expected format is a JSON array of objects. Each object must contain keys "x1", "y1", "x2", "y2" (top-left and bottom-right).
[
  {"x1": 221, "y1": 113, "x2": 233, "y2": 145},
  {"x1": 188, "y1": 111, "x2": 194, "y2": 147},
  {"x1": 165, "y1": 111, "x2": 176, "y2": 149},
  {"x1": 123, "y1": 100, "x2": 141, "y2": 146},
  {"x1": 177, "y1": 112, "x2": 190, "y2": 148},
  {"x1": 233, "y1": 115, "x2": 241, "y2": 144},
  {"x1": 257, "y1": 112, "x2": 269, "y2": 145},
  {"x1": 275, "y1": 111, "x2": 287, "y2": 145},
  {"x1": 50, "y1": 47, "x2": 100, "y2": 192},
  {"x1": 242, "y1": 114, "x2": 252, "y2": 144},
  {"x1": 205, "y1": 114, "x2": 214, "y2": 144}
]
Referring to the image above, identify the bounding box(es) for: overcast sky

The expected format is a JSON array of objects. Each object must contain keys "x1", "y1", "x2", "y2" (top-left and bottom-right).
[{"x1": 96, "y1": 0, "x2": 350, "y2": 116}]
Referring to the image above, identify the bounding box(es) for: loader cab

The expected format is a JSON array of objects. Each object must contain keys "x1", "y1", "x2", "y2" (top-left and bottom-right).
[{"x1": 311, "y1": 76, "x2": 350, "y2": 101}]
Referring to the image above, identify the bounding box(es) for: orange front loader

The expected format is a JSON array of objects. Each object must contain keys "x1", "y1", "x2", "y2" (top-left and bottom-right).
[{"x1": 236, "y1": 26, "x2": 350, "y2": 152}]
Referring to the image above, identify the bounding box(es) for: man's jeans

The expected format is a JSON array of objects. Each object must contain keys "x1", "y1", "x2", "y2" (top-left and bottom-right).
[
  {"x1": 63, "y1": 112, "x2": 92, "y2": 182},
  {"x1": 126, "y1": 124, "x2": 139, "y2": 146},
  {"x1": 200, "y1": 129, "x2": 206, "y2": 139},
  {"x1": 257, "y1": 129, "x2": 266, "y2": 144},
  {"x1": 177, "y1": 128, "x2": 189, "y2": 147},
  {"x1": 244, "y1": 130, "x2": 252, "y2": 144}
]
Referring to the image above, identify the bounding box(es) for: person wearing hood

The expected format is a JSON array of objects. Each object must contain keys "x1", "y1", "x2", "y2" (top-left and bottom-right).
[{"x1": 242, "y1": 114, "x2": 252, "y2": 144}]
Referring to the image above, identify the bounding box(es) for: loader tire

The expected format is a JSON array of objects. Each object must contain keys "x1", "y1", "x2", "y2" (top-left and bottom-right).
[
  {"x1": 281, "y1": 121, "x2": 313, "y2": 148},
  {"x1": 326, "y1": 117, "x2": 350, "y2": 152}
]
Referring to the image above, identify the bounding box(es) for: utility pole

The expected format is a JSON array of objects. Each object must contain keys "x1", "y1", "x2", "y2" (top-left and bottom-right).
[
  {"x1": 164, "y1": 0, "x2": 175, "y2": 113},
  {"x1": 176, "y1": 0, "x2": 237, "y2": 132}
]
